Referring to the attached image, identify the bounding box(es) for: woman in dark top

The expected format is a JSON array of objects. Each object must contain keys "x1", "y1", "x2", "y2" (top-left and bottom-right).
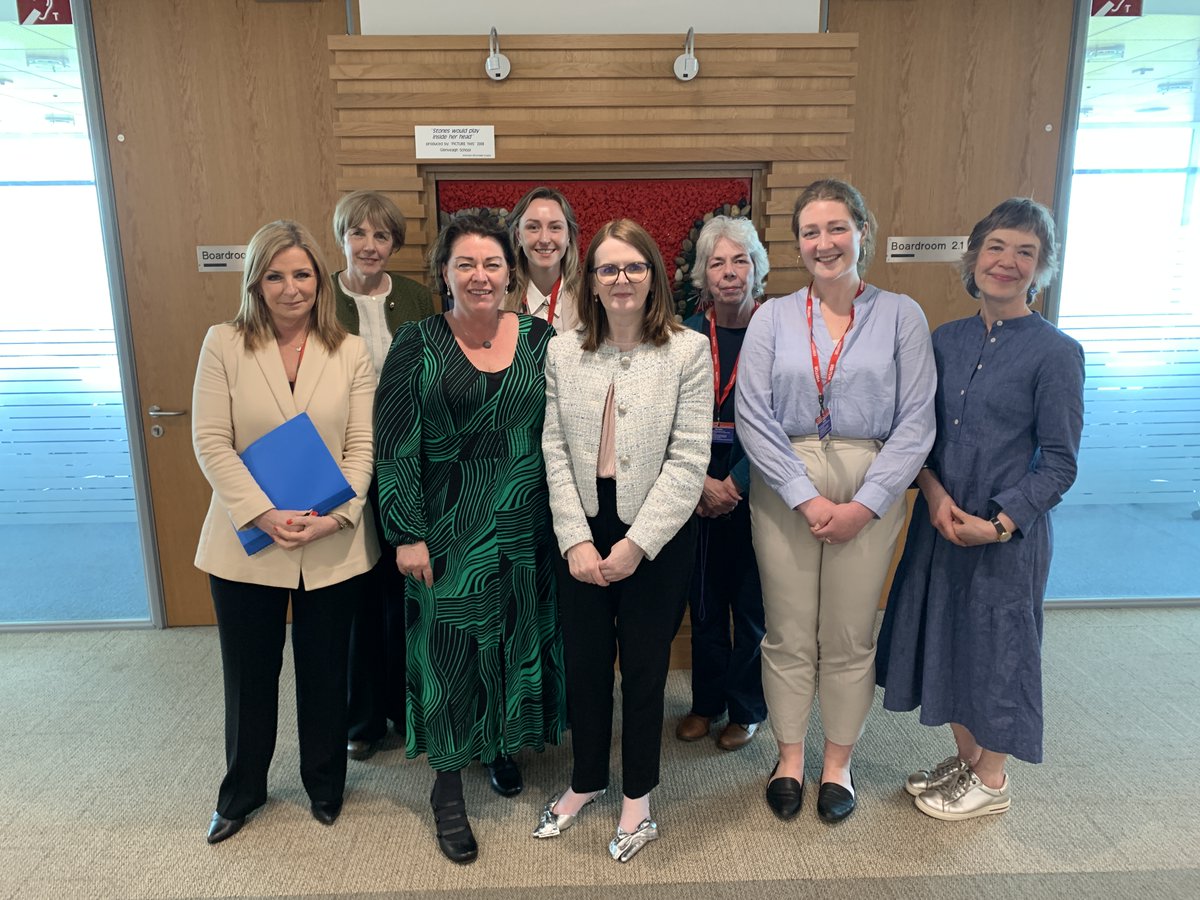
[
  {"x1": 374, "y1": 215, "x2": 566, "y2": 863},
  {"x1": 876, "y1": 198, "x2": 1085, "y2": 821},
  {"x1": 677, "y1": 215, "x2": 769, "y2": 752},
  {"x1": 330, "y1": 190, "x2": 434, "y2": 762}
]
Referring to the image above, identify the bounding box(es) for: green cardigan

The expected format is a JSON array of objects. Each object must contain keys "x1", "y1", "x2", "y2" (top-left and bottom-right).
[{"x1": 333, "y1": 271, "x2": 435, "y2": 337}]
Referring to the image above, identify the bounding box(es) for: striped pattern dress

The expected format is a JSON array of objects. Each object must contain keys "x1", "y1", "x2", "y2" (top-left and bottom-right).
[{"x1": 375, "y1": 313, "x2": 566, "y2": 770}]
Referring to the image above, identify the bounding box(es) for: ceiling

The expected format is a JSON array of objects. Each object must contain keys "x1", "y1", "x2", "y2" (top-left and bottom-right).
[
  {"x1": 1083, "y1": 9, "x2": 1200, "y2": 125},
  {"x1": 0, "y1": 4, "x2": 81, "y2": 138}
]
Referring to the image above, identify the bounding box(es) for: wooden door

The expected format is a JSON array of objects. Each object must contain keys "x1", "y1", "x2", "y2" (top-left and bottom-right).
[{"x1": 92, "y1": 0, "x2": 347, "y2": 625}]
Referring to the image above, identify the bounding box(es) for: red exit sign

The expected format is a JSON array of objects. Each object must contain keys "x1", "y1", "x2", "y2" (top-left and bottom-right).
[
  {"x1": 17, "y1": 0, "x2": 73, "y2": 25},
  {"x1": 1092, "y1": 0, "x2": 1143, "y2": 15}
]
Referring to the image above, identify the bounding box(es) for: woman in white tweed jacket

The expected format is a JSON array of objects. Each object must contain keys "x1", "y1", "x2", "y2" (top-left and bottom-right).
[{"x1": 536, "y1": 219, "x2": 711, "y2": 863}]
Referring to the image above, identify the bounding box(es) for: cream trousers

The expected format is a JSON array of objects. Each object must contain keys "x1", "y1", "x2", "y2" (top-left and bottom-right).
[{"x1": 750, "y1": 436, "x2": 905, "y2": 746}]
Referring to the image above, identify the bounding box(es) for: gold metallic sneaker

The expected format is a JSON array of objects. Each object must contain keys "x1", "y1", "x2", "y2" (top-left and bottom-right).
[
  {"x1": 608, "y1": 817, "x2": 658, "y2": 862},
  {"x1": 915, "y1": 770, "x2": 1010, "y2": 821},
  {"x1": 905, "y1": 755, "x2": 969, "y2": 797},
  {"x1": 531, "y1": 789, "x2": 605, "y2": 839}
]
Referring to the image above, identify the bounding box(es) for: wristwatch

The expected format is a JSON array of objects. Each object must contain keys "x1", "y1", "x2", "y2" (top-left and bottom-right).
[{"x1": 990, "y1": 516, "x2": 1012, "y2": 543}]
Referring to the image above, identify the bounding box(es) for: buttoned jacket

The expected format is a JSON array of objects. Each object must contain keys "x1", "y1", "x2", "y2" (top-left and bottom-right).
[
  {"x1": 542, "y1": 327, "x2": 712, "y2": 560},
  {"x1": 192, "y1": 323, "x2": 380, "y2": 590}
]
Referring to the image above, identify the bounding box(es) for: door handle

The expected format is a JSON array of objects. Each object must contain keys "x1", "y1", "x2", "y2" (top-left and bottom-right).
[{"x1": 148, "y1": 405, "x2": 188, "y2": 417}]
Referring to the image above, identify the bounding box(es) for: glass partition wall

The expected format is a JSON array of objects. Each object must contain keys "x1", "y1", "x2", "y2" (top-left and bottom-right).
[
  {"x1": 0, "y1": 4, "x2": 154, "y2": 626},
  {"x1": 1049, "y1": 0, "x2": 1200, "y2": 602}
]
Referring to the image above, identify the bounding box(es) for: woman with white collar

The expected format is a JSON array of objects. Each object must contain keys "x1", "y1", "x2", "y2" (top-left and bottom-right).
[
  {"x1": 505, "y1": 186, "x2": 582, "y2": 333},
  {"x1": 330, "y1": 190, "x2": 434, "y2": 763}
]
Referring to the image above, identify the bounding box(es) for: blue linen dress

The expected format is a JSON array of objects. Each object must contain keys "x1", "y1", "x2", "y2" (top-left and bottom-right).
[{"x1": 875, "y1": 311, "x2": 1084, "y2": 763}]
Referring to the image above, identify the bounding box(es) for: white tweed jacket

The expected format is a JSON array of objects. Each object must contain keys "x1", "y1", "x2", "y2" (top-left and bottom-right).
[{"x1": 542, "y1": 327, "x2": 712, "y2": 560}]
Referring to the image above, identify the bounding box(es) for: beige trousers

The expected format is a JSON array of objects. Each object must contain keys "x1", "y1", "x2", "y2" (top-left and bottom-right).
[{"x1": 750, "y1": 436, "x2": 906, "y2": 746}]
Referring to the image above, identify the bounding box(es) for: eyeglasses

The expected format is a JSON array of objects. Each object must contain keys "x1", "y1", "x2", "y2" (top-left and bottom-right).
[{"x1": 591, "y1": 262, "x2": 652, "y2": 285}]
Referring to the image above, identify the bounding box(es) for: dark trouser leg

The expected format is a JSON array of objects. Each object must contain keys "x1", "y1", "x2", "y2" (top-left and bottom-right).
[
  {"x1": 687, "y1": 517, "x2": 732, "y2": 718},
  {"x1": 722, "y1": 503, "x2": 767, "y2": 725},
  {"x1": 381, "y1": 556, "x2": 407, "y2": 732},
  {"x1": 346, "y1": 576, "x2": 387, "y2": 742},
  {"x1": 556, "y1": 552, "x2": 618, "y2": 794},
  {"x1": 616, "y1": 517, "x2": 697, "y2": 799},
  {"x1": 291, "y1": 575, "x2": 359, "y2": 805},
  {"x1": 210, "y1": 575, "x2": 288, "y2": 819}
]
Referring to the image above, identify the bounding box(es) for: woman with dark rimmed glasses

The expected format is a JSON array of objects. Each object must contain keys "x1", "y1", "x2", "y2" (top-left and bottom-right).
[{"x1": 536, "y1": 219, "x2": 711, "y2": 862}]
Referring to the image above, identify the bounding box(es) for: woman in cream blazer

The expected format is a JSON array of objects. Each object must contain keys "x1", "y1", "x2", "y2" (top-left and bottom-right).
[
  {"x1": 192, "y1": 220, "x2": 378, "y2": 845},
  {"x1": 536, "y1": 219, "x2": 711, "y2": 863}
]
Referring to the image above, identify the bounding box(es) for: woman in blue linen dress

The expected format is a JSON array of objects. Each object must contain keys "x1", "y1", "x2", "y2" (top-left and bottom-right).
[{"x1": 875, "y1": 198, "x2": 1085, "y2": 821}]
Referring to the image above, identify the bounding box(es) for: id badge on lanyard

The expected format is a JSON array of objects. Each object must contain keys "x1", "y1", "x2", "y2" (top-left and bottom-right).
[
  {"x1": 709, "y1": 306, "x2": 757, "y2": 446},
  {"x1": 806, "y1": 284, "x2": 861, "y2": 441}
]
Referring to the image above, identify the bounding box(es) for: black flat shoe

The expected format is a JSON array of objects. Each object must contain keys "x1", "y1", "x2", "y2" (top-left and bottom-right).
[
  {"x1": 206, "y1": 811, "x2": 245, "y2": 845},
  {"x1": 485, "y1": 754, "x2": 523, "y2": 797},
  {"x1": 817, "y1": 771, "x2": 856, "y2": 823},
  {"x1": 765, "y1": 762, "x2": 804, "y2": 821},
  {"x1": 431, "y1": 787, "x2": 478, "y2": 864},
  {"x1": 311, "y1": 798, "x2": 343, "y2": 826}
]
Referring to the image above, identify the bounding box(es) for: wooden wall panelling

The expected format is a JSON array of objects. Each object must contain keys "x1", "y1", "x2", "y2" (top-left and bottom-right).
[
  {"x1": 828, "y1": 0, "x2": 1075, "y2": 331},
  {"x1": 93, "y1": 0, "x2": 348, "y2": 625},
  {"x1": 328, "y1": 32, "x2": 860, "y2": 299}
]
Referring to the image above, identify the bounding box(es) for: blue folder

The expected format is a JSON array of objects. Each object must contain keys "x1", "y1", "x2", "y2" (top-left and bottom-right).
[{"x1": 235, "y1": 412, "x2": 356, "y2": 555}]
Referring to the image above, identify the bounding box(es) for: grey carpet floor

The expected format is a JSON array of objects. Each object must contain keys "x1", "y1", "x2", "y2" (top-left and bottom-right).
[{"x1": 1, "y1": 608, "x2": 1198, "y2": 899}]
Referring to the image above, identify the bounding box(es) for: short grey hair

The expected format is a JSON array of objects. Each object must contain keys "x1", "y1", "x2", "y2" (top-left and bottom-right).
[{"x1": 691, "y1": 215, "x2": 770, "y2": 299}]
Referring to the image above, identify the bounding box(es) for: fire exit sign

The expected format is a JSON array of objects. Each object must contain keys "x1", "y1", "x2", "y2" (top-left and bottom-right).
[{"x1": 1092, "y1": 1, "x2": 1143, "y2": 16}]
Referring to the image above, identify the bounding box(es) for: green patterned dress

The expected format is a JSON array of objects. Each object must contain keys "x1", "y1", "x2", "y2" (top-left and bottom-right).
[{"x1": 375, "y1": 313, "x2": 566, "y2": 770}]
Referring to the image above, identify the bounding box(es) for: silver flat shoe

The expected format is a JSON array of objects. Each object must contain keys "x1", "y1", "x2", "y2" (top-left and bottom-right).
[
  {"x1": 905, "y1": 755, "x2": 968, "y2": 797},
  {"x1": 608, "y1": 817, "x2": 658, "y2": 862},
  {"x1": 531, "y1": 789, "x2": 605, "y2": 839}
]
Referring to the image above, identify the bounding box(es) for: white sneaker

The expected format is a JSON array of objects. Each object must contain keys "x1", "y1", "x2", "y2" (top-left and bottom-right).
[
  {"x1": 905, "y1": 755, "x2": 968, "y2": 797},
  {"x1": 915, "y1": 769, "x2": 1010, "y2": 821}
]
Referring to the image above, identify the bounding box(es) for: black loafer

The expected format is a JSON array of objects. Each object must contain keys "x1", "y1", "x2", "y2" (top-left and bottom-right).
[
  {"x1": 311, "y1": 798, "x2": 343, "y2": 826},
  {"x1": 817, "y1": 772, "x2": 856, "y2": 823},
  {"x1": 485, "y1": 754, "x2": 523, "y2": 797},
  {"x1": 431, "y1": 788, "x2": 478, "y2": 864},
  {"x1": 206, "y1": 811, "x2": 245, "y2": 845},
  {"x1": 765, "y1": 763, "x2": 804, "y2": 820}
]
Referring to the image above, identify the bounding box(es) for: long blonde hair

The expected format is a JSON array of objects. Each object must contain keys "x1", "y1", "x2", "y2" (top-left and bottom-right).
[
  {"x1": 233, "y1": 220, "x2": 345, "y2": 351},
  {"x1": 503, "y1": 186, "x2": 582, "y2": 313}
]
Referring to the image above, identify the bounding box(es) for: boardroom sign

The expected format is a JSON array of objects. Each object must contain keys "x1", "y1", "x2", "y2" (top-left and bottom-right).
[{"x1": 885, "y1": 237, "x2": 968, "y2": 264}]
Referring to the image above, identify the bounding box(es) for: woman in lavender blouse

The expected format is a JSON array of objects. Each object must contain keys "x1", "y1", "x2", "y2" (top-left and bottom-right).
[{"x1": 736, "y1": 179, "x2": 936, "y2": 824}]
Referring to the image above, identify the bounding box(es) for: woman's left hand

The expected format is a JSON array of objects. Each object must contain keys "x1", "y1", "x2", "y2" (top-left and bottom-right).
[
  {"x1": 598, "y1": 538, "x2": 645, "y2": 583},
  {"x1": 810, "y1": 501, "x2": 874, "y2": 545},
  {"x1": 270, "y1": 510, "x2": 341, "y2": 550},
  {"x1": 949, "y1": 506, "x2": 1008, "y2": 546}
]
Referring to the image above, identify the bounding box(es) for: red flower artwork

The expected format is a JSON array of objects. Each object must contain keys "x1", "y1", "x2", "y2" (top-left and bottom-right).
[{"x1": 437, "y1": 178, "x2": 753, "y2": 315}]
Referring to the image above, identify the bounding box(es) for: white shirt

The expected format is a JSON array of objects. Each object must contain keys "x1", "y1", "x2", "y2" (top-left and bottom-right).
[
  {"x1": 341, "y1": 273, "x2": 393, "y2": 375},
  {"x1": 524, "y1": 281, "x2": 577, "y2": 333}
]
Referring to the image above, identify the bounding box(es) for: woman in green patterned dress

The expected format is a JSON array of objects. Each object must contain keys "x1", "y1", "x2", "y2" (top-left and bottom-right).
[{"x1": 374, "y1": 214, "x2": 566, "y2": 864}]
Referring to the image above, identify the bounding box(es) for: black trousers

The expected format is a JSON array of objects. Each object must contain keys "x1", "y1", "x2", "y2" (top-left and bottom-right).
[
  {"x1": 687, "y1": 504, "x2": 767, "y2": 724},
  {"x1": 555, "y1": 479, "x2": 696, "y2": 800},
  {"x1": 210, "y1": 573, "x2": 361, "y2": 819},
  {"x1": 346, "y1": 542, "x2": 406, "y2": 740},
  {"x1": 347, "y1": 484, "x2": 406, "y2": 741}
]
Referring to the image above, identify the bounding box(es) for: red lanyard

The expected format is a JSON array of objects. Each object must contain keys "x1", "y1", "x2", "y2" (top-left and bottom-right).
[
  {"x1": 806, "y1": 282, "x2": 864, "y2": 410},
  {"x1": 523, "y1": 276, "x2": 562, "y2": 325},
  {"x1": 708, "y1": 304, "x2": 759, "y2": 412}
]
